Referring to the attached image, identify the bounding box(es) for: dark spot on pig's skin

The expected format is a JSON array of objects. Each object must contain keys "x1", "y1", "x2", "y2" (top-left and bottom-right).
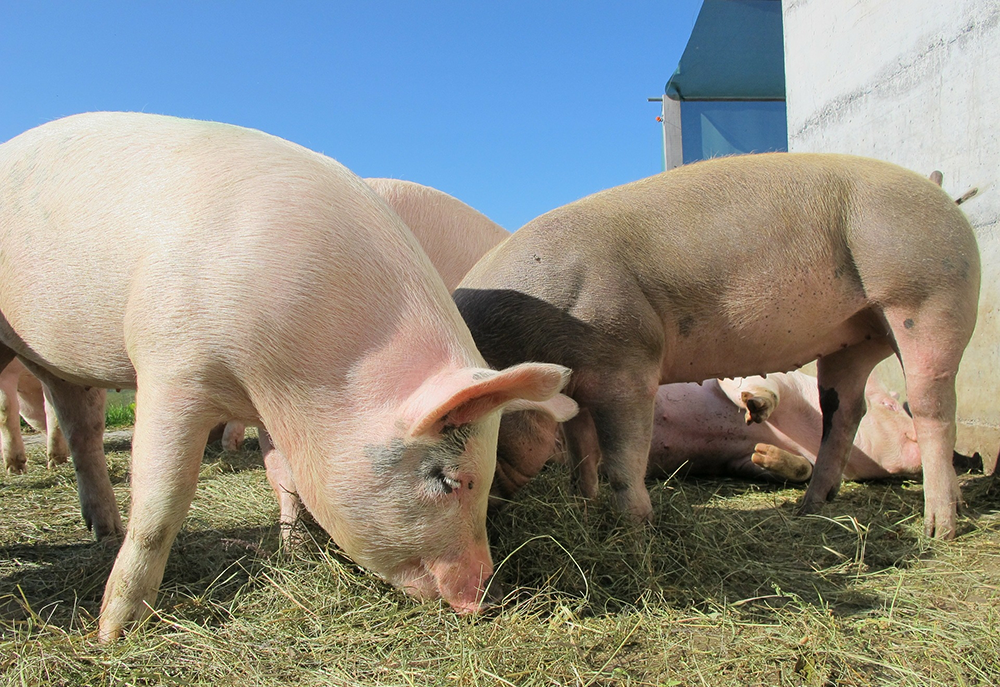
[
  {"x1": 472, "y1": 370, "x2": 494, "y2": 381},
  {"x1": 677, "y1": 314, "x2": 695, "y2": 337},
  {"x1": 904, "y1": 318, "x2": 914, "y2": 329},
  {"x1": 818, "y1": 386, "x2": 840, "y2": 443}
]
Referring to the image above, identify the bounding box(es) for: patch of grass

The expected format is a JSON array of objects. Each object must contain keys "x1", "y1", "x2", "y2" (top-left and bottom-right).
[
  {"x1": 3, "y1": 437, "x2": 1000, "y2": 686},
  {"x1": 104, "y1": 390, "x2": 137, "y2": 429}
]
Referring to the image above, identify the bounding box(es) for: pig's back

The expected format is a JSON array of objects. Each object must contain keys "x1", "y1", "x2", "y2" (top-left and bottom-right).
[
  {"x1": 457, "y1": 153, "x2": 977, "y2": 380},
  {"x1": 0, "y1": 112, "x2": 466, "y2": 388},
  {"x1": 364, "y1": 178, "x2": 509, "y2": 292}
]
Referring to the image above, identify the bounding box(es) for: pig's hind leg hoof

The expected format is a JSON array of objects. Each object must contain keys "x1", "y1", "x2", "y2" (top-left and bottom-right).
[
  {"x1": 751, "y1": 443, "x2": 812, "y2": 482},
  {"x1": 740, "y1": 390, "x2": 778, "y2": 424}
]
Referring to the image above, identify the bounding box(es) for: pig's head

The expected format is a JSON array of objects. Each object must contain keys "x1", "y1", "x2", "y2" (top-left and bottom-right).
[
  {"x1": 298, "y1": 361, "x2": 575, "y2": 614},
  {"x1": 854, "y1": 375, "x2": 922, "y2": 477}
]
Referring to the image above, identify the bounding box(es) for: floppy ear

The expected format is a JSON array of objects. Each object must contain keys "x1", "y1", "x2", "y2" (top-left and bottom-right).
[
  {"x1": 503, "y1": 394, "x2": 579, "y2": 422},
  {"x1": 402, "y1": 362, "x2": 572, "y2": 437}
]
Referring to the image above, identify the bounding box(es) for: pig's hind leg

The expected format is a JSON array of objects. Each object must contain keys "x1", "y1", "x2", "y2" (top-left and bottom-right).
[
  {"x1": 799, "y1": 337, "x2": 893, "y2": 515},
  {"x1": 885, "y1": 302, "x2": 976, "y2": 540},
  {"x1": 99, "y1": 379, "x2": 219, "y2": 641}
]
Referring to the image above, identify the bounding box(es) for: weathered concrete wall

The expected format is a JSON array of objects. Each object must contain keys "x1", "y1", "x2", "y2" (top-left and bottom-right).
[{"x1": 782, "y1": 0, "x2": 1000, "y2": 461}]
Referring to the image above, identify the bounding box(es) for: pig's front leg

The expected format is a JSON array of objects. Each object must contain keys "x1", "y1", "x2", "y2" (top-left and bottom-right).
[
  {"x1": 0, "y1": 359, "x2": 26, "y2": 474},
  {"x1": 258, "y1": 425, "x2": 303, "y2": 545},
  {"x1": 800, "y1": 338, "x2": 891, "y2": 515},
  {"x1": 99, "y1": 382, "x2": 216, "y2": 641},
  {"x1": 221, "y1": 420, "x2": 245, "y2": 452},
  {"x1": 718, "y1": 376, "x2": 781, "y2": 425},
  {"x1": 41, "y1": 384, "x2": 70, "y2": 468},
  {"x1": 584, "y1": 372, "x2": 658, "y2": 522}
]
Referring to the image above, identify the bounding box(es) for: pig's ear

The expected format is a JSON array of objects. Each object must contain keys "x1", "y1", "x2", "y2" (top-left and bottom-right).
[
  {"x1": 403, "y1": 362, "x2": 572, "y2": 437},
  {"x1": 502, "y1": 394, "x2": 579, "y2": 422}
]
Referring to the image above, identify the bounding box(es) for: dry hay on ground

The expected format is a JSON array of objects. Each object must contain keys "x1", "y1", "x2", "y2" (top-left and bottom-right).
[{"x1": 3, "y1": 434, "x2": 1000, "y2": 686}]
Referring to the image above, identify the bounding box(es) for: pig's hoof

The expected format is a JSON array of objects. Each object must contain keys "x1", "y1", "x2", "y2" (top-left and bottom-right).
[
  {"x1": 47, "y1": 453, "x2": 70, "y2": 469},
  {"x1": 6, "y1": 461, "x2": 27, "y2": 475},
  {"x1": 923, "y1": 508, "x2": 957, "y2": 540},
  {"x1": 88, "y1": 511, "x2": 126, "y2": 543},
  {"x1": 752, "y1": 443, "x2": 812, "y2": 482},
  {"x1": 741, "y1": 390, "x2": 777, "y2": 424},
  {"x1": 611, "y1": 485, "x2": 654, "y2": 523}
]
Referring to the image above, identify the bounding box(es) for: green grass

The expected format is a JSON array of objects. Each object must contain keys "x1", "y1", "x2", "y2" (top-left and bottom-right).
[
  {"x1": 3, "y1": 434, "x2": 1000, "y2": 686},
  {"x1": 103, "y1": 391, "x2": 136, "y2": 429}
]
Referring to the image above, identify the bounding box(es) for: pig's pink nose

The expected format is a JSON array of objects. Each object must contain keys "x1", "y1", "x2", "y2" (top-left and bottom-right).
[{"x1": 425, "y1": 550, "x2": 493, "y2": 614}]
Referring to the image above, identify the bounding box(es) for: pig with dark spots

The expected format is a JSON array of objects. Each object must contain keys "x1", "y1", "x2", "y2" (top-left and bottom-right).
[
  {"x1": 456, "y1": 153, "x2": 980, "y2": 540},
  {"x1": 0, "y1": 112, "x2": 574, "y2": 640}
]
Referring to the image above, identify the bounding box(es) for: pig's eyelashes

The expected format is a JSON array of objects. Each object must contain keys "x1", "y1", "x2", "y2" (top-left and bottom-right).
[{"x1": 425, "y1": 465, "x2": 464, "y2": 495}]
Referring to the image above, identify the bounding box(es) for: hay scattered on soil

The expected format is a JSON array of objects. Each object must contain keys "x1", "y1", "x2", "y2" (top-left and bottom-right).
[{"x1": 3, "y1": 435, "x2": 1000, "y2": 686}]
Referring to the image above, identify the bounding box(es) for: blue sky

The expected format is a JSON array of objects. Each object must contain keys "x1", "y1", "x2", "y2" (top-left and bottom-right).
[{"x1": 1, "y1": 2, "x2": 702, "y2": 230}]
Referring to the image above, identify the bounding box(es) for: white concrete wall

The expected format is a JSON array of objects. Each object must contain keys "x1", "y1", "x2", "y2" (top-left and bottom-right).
[{"x1": 782, "y1": 0, "x2": 1000, "y2": 459}]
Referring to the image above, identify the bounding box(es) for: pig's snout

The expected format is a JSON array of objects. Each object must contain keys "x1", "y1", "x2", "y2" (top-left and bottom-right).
[
  {"x1": 402, "y1": 547, "x2": 494, "y2": 614},
  {"x1": 428, "y1": 547, "x2": 494, "y2": 614}
]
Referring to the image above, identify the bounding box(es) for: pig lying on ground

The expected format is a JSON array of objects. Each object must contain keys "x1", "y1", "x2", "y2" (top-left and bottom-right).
[
  {"x1": 0, "y1": 357, "x2": 68, "y2": 473},
  {"x1": 455, "y1": 153, "x2": 980, "y2": 540},
  {"x1": 491, "y1": 370, "x2": 981, "y2": 501},
  {"x1": 0, "y1": 112, "x2": 574, "y2": 640},
  {"x1": 218, "y1": 177, "x2": 511, "y2": 452}
]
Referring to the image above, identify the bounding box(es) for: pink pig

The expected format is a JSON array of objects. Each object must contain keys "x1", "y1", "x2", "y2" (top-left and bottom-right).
[
  {"x1": 0, "y1": 112, "x2": 574, "y2": 640},
  {"x1": 0, "y1": 357, "x2": 69, "y2": 473}
]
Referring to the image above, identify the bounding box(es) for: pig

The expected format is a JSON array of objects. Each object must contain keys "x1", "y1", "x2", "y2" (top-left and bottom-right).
[
  {"x1": 455, "y1": 153, "x2": 980, "y2": 540},
  {"x1": 647, "y1": 372, "x2": 926, "y2": 483},
  {"x1": 491, "y1": 370, "x2": 946, "y2": 502},
  {"x1": 0, "y1": 357, "x2": 69, "y2": 472},
  {"x1": 0, "y1": 111, "x2": 575, "y2": 640},
  {"x1": 218, "y1": 177, "x2": 511, "y2": 453}
]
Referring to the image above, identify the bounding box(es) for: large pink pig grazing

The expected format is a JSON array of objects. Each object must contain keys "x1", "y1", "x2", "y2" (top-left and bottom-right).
[
  {"x1": 0, "y1": 357, "x2": 68, "y2": 472},
  {"x1": 0, "y1": 112, "x2": 574, "y2": 641},
  {"x1": 455, "y1": 153, "x2": 980, "y2": 540}
]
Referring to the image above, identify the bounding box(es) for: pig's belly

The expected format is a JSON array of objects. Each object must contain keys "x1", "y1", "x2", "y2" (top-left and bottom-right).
[
  {"x1": 0, "y1": 297, "x2": 137, "y2": 389},
  {"x1": 661, "y1": 303, "x2": 880, "y2": 383}
]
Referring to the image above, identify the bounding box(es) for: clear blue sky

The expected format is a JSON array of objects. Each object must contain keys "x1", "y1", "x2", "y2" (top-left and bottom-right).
[{"x1": 1, "y1": 2, "x2": 702, "y2": 231}]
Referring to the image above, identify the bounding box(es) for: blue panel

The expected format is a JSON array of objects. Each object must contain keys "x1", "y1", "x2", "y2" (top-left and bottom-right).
[
  {"x1": 680, "y1": 101, "x2": 787, "y2": 163},
  {"x1": 666, "y1": 0, "x2": 785, "y2": 101}
]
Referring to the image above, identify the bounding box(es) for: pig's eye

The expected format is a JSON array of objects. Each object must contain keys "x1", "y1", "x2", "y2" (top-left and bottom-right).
[{"x1": 427, "y1": 465, "x2": 462, "y2": 494}]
